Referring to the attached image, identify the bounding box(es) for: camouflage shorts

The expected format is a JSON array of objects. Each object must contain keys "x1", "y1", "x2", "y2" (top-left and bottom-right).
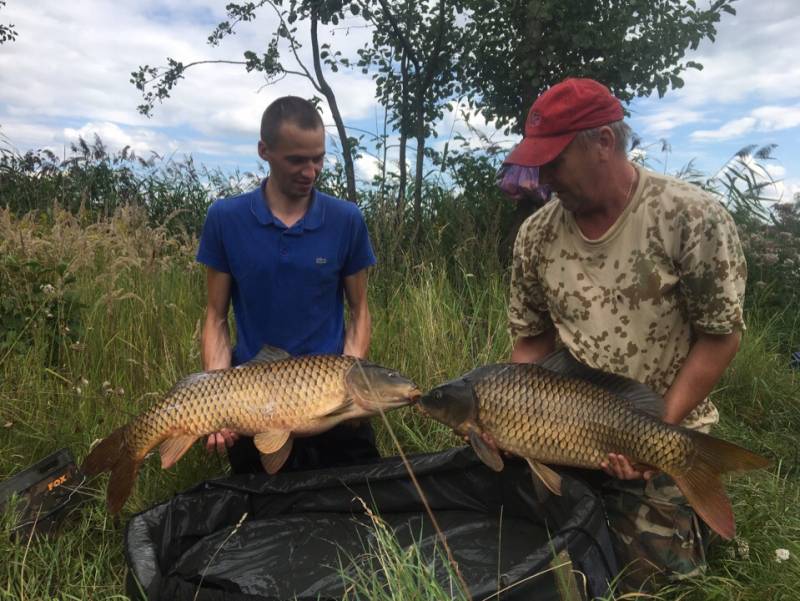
[{"x1": 601, "y1": 473, "x2": 713, "y2": 592}]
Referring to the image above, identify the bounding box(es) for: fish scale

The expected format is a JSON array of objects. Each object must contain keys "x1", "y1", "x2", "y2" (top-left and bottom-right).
[
  {"x1": 474, "y1": 364, "x2": 692, "y2": 471},
  {"x1": 82, "y1": 350, "x2": 421, "y2": 514},
  {"x1": 419, "y1": 359, "x2": 769, "y2": 539},
  {"x1": 126, "y1": 354, "x2": 356, "y2": 458}
]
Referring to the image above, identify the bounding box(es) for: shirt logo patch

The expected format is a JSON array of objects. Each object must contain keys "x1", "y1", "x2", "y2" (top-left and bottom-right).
[{"x1": 315, "y1": 257, "x2": 328, "y2": 265}]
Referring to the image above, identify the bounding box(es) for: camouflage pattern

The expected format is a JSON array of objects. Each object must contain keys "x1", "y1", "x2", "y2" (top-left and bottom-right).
[
  {"x1": 509, "y1": 163, "x2": 746, "y2": 430},
  {"x1": 601, "y1": 427, "x2": 715, "y2": 591},
  {"x1": 507, "y1": 164, "x2": 746, "y2": 588}
]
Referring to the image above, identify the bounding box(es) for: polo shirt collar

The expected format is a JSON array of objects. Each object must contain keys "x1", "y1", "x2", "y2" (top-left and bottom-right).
[{"x1": 250, "y1": 179, "x2": 325, "y2": 231}]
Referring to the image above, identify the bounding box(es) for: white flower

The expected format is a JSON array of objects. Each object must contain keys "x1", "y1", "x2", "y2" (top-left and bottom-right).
[
  {"x1": 40, "y1": 284, "x2": 56, "y2": 295},
  {"x1": 736, "y1": 538, "x2": 750, "y2": 560},
  {"x1": 775, "y1": 548, "x2": 790, "y2": 563}
]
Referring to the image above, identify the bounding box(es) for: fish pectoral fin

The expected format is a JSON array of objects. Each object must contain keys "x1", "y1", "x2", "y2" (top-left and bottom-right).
[
  {"x1": 253, "y1": 430, "x2": 291, "y2": 454},
  {"x1": 244, "y1": 345, "x2": 291, "y2": 365},
  {"x1": 260, "y1": 438, "x2": 293, "y2": 474},
  {"x1": 526, "y1": 458, "x2": 563, "y2": 496},
  {"x1": 159, "y1": 435, "x2": 200, "y2": 469},
  {"x1": 468, "y1": 428, "x2": 504, "y2": 472}
]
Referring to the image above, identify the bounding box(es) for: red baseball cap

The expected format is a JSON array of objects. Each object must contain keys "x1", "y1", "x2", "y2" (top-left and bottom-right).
[{"x1": 504, "y1": 78, "x2": 624, "y2": 167}]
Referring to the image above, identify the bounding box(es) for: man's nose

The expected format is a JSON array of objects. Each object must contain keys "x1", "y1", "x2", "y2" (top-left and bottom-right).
[{"x1": 301, "y1": 162, "x2": 318, "y2": 179}]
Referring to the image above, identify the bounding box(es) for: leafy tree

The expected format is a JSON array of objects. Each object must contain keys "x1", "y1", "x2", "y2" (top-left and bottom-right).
[
  {"x1": 456, "y1": 0, "x2": 736, "y2": 249},
  {"x1": 0, "y1": 0, "x2": 18, "y2": 45},
  {"x1": 460, "y1": 0, "x2": 737, "y2": 132},
  {"x1": 131, "y1": 0, "x2": 362, "y2": 201},
  {"x1": 356, "y1": 0, "x2": 464, "y2": 225}
]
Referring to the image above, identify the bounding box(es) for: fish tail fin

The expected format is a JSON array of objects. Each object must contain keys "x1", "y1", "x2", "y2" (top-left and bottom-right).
[
  {"x1": 672, "y1": 432, "x2": 770, "y2": 540},
  {"x1": 82, "y1": 425, "x2": 143, "y2": 514}
]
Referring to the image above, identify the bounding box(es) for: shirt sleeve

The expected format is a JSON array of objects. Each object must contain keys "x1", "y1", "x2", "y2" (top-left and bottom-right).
[
  {"x1": 678, "y1": 200, "x2": 746, "y2": 334},
  {"x1": 196, "y1": 200, "x2": 231, "y2": 273},
  {"x1": 508, "y1": 217, "x2": 554, "y2": 340},
  {"x1": 343, "y1": 207, "x2": 377, "y2": 276}
]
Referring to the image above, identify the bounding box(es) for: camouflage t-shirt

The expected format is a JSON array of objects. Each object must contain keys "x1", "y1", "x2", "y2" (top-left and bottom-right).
[{"x1": 508, "y1": 164, "x2": 746, "y2": 430}]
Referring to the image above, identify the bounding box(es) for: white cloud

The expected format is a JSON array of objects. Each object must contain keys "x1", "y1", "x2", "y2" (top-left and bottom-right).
[
  {"x1": 633, "y1": 107, "x2": 706, "y2": 136},
  {"x1": 690, "y1": 103, "x2": 800, "y2": 142},
  {"x1": 0, "y1": 0, "x2": 380, "y2": 160},
  {"x1": 750, "y1": 105, "x2": 800, "y2": 132},
  {"x1": 63, "y1": 122, "x2": 161, "y2": 155},
  {"x1": 355, "y1": 155, "x2": 381, "y2": 181},
  {"x1": 691, "y1": 117, "x2": 758, "y2": 141}
]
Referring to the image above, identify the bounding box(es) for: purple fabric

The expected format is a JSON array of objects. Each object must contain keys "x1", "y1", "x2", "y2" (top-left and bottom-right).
[{"x1": 495, "y1": 163, "x2": 552, "y2": 202}]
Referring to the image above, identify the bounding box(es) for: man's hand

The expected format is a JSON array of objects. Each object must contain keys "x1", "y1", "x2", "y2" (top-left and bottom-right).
[
  {"x1": 205, "y1": 429, "x2": 239, "y2": 455},
  {"x1": 601, "y1": 453, "x2": 657, "y2": 481}
]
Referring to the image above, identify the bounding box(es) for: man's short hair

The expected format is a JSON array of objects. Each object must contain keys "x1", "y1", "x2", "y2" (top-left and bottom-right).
[
  {"x1": 575, "y1": 120, "x2": 632, "y2": 154},
  {"x1": 260, "y1": 96, "x2": 323, "y2": 148}
]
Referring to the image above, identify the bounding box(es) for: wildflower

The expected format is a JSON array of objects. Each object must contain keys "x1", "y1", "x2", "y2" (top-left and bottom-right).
[
  {"x1": 75, "y1": 386, "x2": 82, "y2": 395},
  {"x1": 775, "y1": 548, "x2": 791, "y2": 563},
  {"x1": 736, "y1": 538, "x2": 750, "y2": 560},
  {"x1": 40, "y1": 283, "x2": 56, "y2": 295},
  {"x1": 81, "y1": 377, "x2": 89, "y2": 386}
]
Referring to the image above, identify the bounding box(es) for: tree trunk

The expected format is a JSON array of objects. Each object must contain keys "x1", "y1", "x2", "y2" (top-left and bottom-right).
[
  {"x1": 310, "y1": 10, "x2": 357, "y2": 202},
  {"x1": 397, "y1": 50, "x2": 409, "y2": 215}
]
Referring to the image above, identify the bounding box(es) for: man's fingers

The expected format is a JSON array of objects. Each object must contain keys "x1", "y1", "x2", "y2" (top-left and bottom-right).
[
  {"x1": 206, "y1": 431, "x2": 234, "y2": 454},
  {"x1": 603, "y1": 453, "x2": 646, "y2": 480}
]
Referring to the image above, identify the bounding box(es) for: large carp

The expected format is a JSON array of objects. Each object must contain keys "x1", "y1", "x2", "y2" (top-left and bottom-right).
[
  {"x1": 83, "y1": 346, "x2": 421, "y2": 513},
  {"x1": 418, "y1": 350, "x2": 769, "y2": 539}
]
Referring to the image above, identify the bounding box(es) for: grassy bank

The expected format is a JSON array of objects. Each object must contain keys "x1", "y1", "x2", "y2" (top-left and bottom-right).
[{"x1": 0, "y1": 205, "x2": 798, "y2": 600}]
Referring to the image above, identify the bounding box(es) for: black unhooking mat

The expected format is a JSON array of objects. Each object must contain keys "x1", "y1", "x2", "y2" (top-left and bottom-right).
[{"x1": 124, "y1": 447, "x2": 618, "y2": 600}]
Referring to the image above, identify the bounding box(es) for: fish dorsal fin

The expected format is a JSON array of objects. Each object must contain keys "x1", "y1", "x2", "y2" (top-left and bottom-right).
[
  {"x1": 159, "y1": 435, "x2": 199, "y2": 469},
  {"x1": 468, "y1": 427, "x2": 504, "y2": 472},
  {"x1": 167, "y1": 371, "x2": 212, "y2": 396},
  {"x1": 253, "y1": 430, "x2": 291, "y2": 454},
  {"x1": 526, "y1": 458, "x2": 563, "y2": 496},
  {"x1": 244, "y1": 345, "x2": 291, "y2": 366},
  {"x1": 260, "y1": 438, "x2": 294, "y2": 474},
  {"x1": 536, "y1": 348, "x2": 664, "y2": 419}
]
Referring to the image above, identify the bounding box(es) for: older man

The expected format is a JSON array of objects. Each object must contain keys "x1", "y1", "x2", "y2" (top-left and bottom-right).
[{"x1": 504, "y1": 78, "x2": 746, "y2": 589}]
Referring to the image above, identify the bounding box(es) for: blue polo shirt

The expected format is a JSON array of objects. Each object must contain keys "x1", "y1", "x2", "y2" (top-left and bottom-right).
[{"x1": 196, "y1": 181, "x2": 376, "y2": 364}]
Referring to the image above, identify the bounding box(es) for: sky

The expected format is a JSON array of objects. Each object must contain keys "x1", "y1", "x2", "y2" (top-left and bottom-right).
[{"x1": 1, "y1": 0, "x2": 799, "y2": 202}]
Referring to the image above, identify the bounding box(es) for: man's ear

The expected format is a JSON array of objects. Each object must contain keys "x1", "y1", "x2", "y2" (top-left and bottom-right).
[
  {"x1": 257, "y1": 140, "x2": 269, "y2": 162},
  {"x1": 596, "y1": 126, "x2": 616, "y2": 161}
]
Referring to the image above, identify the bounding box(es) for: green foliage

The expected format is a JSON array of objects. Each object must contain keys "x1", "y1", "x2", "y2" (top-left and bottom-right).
[
  {"x1": 0, "y1": 254, "x2": 83, "y2": 367},
  {"x1": 0, "y1": 136, "x2": 260, "y2": 236},
  {"x1": 460, "y1": 0, "x2": 736, "y2": 131},
  {"x1": 0, "y1": 0, "x2": 17, "y2": 45}
]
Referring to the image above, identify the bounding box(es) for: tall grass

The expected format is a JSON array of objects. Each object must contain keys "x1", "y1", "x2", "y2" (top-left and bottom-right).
[{"x1": 1, "y1": 144, "x2": 799, "y2": 599}]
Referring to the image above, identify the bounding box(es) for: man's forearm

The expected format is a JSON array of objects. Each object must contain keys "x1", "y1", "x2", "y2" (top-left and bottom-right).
[
  {"x1": 662, "y1": 330, "x2": 741, "y2": 425},
  {"x1": 343, "y1": 306, "x2": 371, "y2": 359},
  {"x1": 201, "y1": 312, "x2": 232, "y2": 371}
]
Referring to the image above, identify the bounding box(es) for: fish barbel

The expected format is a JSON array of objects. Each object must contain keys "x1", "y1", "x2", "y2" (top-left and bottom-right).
[
  {"x1": 82, "y1": 346, "x2": 421, "y2": 513},
  {"x1": 419, "y1": 352, "x2": 769, "y2": 540}
]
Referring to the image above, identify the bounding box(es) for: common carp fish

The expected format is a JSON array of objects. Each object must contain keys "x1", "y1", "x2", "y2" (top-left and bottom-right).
[
  {"x1": 83, "y1": 346, "x2": 421, "y2": 513},
  {"x1": 419, "y1": 349, "x2": 769, "y2": 539}
]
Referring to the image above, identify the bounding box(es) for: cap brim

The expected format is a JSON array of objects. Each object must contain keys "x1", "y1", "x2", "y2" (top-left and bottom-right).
[{"x1": 503, "y1": 131, "x2": 578, "y2": 167}]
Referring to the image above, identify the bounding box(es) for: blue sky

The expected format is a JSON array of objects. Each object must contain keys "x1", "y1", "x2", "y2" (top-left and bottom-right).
[{"x1": 1, "y1": 0, "x2": 798, "y2": 201}]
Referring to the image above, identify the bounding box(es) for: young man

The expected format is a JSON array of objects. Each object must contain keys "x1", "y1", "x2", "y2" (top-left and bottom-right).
[
  {"x1": 504, "y1": 78, "x2": 746, "y2": 589},
  {"x1": 196, "y1": 96, "x2": 378, "y2": 473}
]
